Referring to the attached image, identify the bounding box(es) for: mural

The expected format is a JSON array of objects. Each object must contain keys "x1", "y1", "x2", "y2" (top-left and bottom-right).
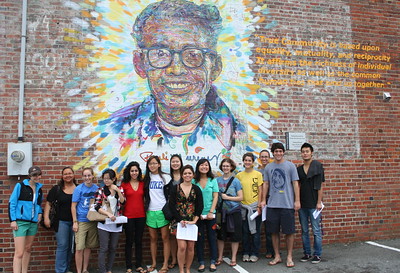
[{"x1": 64, "y1": 0, "x2": 278, "y2": 173}]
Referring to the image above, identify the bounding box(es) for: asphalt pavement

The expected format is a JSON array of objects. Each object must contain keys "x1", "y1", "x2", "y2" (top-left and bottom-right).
[{"x1": 110, "y1": 238, "x2": 400, "y2": 273}]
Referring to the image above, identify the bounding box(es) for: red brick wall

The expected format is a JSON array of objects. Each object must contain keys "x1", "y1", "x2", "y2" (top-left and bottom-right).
[{"x1": 1, "y1": 0, "x2": 399, "y2": 272}]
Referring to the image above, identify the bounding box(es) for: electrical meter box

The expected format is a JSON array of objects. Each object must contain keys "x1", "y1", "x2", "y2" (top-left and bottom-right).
[{"x1": 7, "y1": 142, "x2": 33, "y2": 176}]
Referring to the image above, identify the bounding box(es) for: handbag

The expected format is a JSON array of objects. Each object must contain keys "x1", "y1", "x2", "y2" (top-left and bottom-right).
[
  {"x1": 40, "y1": 185, "x2": 60, "y2": 231},
  {"x1": 216, "y1": 177, "x2": 235, "y2": 226},
  {"x1": 86, "y1": 197, "x2": 113, "y2": 221},
  {"x1": 162, "y1": 203, "x2": 174, "y2": 221}
]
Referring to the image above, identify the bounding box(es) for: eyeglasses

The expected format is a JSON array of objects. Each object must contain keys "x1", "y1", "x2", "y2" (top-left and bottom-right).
[{"x1": 143, "y1": 47, "x2": 217, "y2": 69}]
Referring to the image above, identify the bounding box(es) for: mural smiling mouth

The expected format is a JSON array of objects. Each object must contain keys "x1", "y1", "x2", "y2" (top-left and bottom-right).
[{"x1": 163, "y1": 82, "x2": 193, "y2": 95}]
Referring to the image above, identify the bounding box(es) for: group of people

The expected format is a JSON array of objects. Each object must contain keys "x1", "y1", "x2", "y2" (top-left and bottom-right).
[{"x1": 8, "y1": 142, "x2": 325, "y2": 273}]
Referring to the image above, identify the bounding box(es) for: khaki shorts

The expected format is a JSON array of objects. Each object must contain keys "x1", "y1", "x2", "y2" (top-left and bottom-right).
[{"x1": 75, "y1": 221, "x2": 98, "y2": 250}]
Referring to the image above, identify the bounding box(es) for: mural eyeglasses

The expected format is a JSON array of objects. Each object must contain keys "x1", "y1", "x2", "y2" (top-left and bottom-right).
[{"x1": 143, "y1": 47, "x2": 217, "y2": 69}]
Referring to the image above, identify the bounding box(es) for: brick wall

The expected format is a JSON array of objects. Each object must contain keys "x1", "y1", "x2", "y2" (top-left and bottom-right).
[{"x1": 0, "y1": 0, "x2": 399, "y2": 272}]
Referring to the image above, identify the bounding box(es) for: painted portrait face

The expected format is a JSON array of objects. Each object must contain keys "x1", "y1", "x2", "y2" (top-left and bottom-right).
[
  {"x1": 272, "y1": 169, "x2": 285, "y2": 190},
  {"x1": 134, "y1": 18, "x2": 222, "y2": 112}
]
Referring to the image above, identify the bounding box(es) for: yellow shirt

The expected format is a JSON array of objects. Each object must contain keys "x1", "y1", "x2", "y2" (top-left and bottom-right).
[{"x1": 237, "y1": 169, "x2": 263, "y2": 205}]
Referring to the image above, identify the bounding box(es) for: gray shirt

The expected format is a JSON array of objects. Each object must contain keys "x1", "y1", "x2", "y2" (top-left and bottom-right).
[{"x1": 265, "y1": 161, "x2": 299, "y2": 209}]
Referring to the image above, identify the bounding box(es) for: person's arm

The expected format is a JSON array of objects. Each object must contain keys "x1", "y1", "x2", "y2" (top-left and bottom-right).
[
  {"x1": 43, "y1": 201, "x2": 51, "y2": 228},
  {"x1": 9, "y1": 183, "x2": 21, "y2": 231},
  {"x1": 111, "y1": 184, "x2": 125, "y2": 204},
  {"x1": 71, "y1": 202, "x2": 79, "y2": 232},
  {"x1": 261, "y1": 179, "x2": 269, "y2": 207},
  {"x1": 257, "y1": 183, "x2": 263, "y2": 214},
  {"x1": 293, "y1": 180, "x2": 300, "y2": 211},
  {"x1": 316, "y1": 184, "x2": 323, "y2": 210},
  {"x1": 207, "y1": 191, "x2": 219, "y2": 220}
]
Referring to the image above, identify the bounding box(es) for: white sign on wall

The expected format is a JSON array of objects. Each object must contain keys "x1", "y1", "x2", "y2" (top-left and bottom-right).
[{"x1": 285, "y1": 132, "x2": 306, "y2": 151}]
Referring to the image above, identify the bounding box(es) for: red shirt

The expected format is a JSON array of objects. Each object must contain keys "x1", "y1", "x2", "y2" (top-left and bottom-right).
[{"x1": 120, "y1": 181, "x2": 145, "y2": 218}]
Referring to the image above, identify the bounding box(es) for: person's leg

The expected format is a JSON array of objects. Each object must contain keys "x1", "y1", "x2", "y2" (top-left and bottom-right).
[
  {"x1": 282, "y1": 208, "x2": 296, "y2": 267},
  {"x1": 160, "y1": 224, "x2": 171, "y2": 269},
  {"x1": 134, "y1": 217, "x2": 146, "y2": 269},
  {"x1": 98, "y1": 229, "x2": 109, "y2": 273},
  {"x1": 170, "y1": 234, "x2": 178, "y2": 268},
  {"x1": 75, "y1": 249, "x2": 84, "y2": 273},
  {"x1": 205, "y1": 219, "x2": 217, "y2": 269},
  {"x1": 217, "y1": 240, "x2": 224, "y2": 262},
  {"x1": 185, "y1": 241, "x2": 196, "y2": 273},
  {"x1": 106, "y1": 232, "x2": 120, "y2": 272},
  {"x1": 286, "y1": 234, "x2": 295, "y2": 266},
  {"x1": 231, "y1": 242, "x2": 239, "y2": 264},
  {"x1": 310, "y1": 210, "x2": 322, "y2": 257},
  {"x1": 66, "y1": 221, "x2": 74, "y2": 272},
  {"x1": 55, "y1": 220, "x2": 71, "y2": 273},
  {"x1": 124, "y1": 218, "x2": 135, "y2": 270},
  {"x1": 196, "y1": 219, "x2": 205, "y2": 269},
  {"x1": 241, "y1": 218, "x2": 250, "y2": 259},
  {"x1": 250, "y1": 215, "x2": 262, "y2": 258},
  {"x1": 270, "y1": 233, "x2": 282, "y2": 263},
  {"x1": 177, "y1": 239, "x2": 187, "y2": 273},
  {"x1": 21, "y1": 235, "x2": 35, "y2": 273},
  {"x1": 83, "y1": 248, "x2": 91, "y2": 272},
  {"x1": 299, "y1": 208, "x2": 311, "y2": 256},
  {"x1": 13, "y1": 236, "x2": 26, "y2": 273},
  {"x1": 149, "y1": 227, "x2": 158, "y2": 269}
]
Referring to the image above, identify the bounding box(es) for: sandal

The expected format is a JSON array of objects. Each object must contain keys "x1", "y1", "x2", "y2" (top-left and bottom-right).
[
  {"x1": 286, "y1": 260, "x2": 295, "y2": 268},
  {"x1": 229, "y1": 261, "x2": 237, "y2": 267},
  {"x1": 268, "y1": 258, "x2": 282, "y2": 266},
  {"x1": 126, "y1": 270, "x2": 133, "y2": 273},
  {"x1": 168, "y1": 263, "x2": 177, "y2": 269},
  {"x1": 147, "y1": 266, "x2": 156, "y2": 273},
  {"x1": 159, "y1": 268, "x2": 169, "y2": 273},
  {"x1": 136, "y1": 267, "x2": 147, "y2": 273},
  {"x1": 215, "y1": 259, "x2": 223, "y2": 266}
]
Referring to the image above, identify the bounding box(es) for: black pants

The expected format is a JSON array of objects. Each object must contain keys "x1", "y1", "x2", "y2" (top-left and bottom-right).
[{"x1": 124, "y1": 217, "x2": 146, "y2": 269}]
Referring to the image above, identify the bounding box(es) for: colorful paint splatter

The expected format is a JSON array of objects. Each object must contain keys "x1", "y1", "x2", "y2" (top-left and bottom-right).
[{"x1": 63, "y1": 0, "x2": 279, "y2": 174}]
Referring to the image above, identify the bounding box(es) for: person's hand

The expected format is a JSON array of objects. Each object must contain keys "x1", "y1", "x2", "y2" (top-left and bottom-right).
[
  {"x1": 294, "y1": 201, "x2": 301, "y2": 211},
  {"x1": 260, "y1": 200, "x2": 266, "y2": 208},
  {"x1": 73, "y1": 222, "x2": 79, "y2": 232},
  {"x1": 110, "y1": 184, "x2": 119, "y2": 191},
  {"x1": 221, "y1": 193, "x2": 228, "y2": 200},
  {"x1": 206, "y1": 212, "x2": 214, "y2": 220},
  {"x1": 44, "y1": 218, "x2": 51, "y2": 228},
  {"x1": 180, "y1": 220, "x2": 187, "y2": 228},
  {"x1": 109, "y1": 215, "x2": 117, "y2": 222},
  {"x1": 316, "y1": 202, "x2": 323, "y2": 210},
  {"x1": 11, "y1": 221, "x2": 18, "y2": 231}
]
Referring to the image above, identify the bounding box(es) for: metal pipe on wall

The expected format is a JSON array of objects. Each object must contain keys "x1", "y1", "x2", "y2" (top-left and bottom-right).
[{"x1": 18, "y1": 0, "x2": 28, "y2": 141}]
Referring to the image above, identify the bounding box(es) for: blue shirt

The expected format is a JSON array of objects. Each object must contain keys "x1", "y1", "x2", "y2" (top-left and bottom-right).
[{"x1": 72, "y1": 183, "x2": 99, "y2": 222}]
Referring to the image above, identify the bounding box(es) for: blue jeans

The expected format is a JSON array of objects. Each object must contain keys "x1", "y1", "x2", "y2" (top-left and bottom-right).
[
  {"x1": 242, "y1": 214, "x2": 262, "y2": 257},
  {"x1": 55, "y1": 220, "x2": 74, "y2": 273},
  {"x1": 196, "y1": 218, "x2": 217, "y2": 265},
  {"x1": 299, "y1": 208, "x2": 322, "y2": 256}
]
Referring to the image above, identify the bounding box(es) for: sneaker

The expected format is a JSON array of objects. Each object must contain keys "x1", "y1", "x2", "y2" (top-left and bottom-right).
[
  {"x1": 311, "y1": 256, "x2": 321, "y2": 264},
  {"x1": 300, "y1": 254, "x2": 312, "y2": 262},
  {"x1": 249, "y1": 255, "x2": 259, "y2": 263},
  {"x1": 242, "y1": 254, "x2": 250, "y2": 262}
]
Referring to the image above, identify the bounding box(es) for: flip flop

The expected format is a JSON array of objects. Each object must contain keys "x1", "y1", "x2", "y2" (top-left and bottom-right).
[
  {"x1": 136, "y1": 267, "x2": 147, "y2": 273},
  {"x1": 229, "y1": 261, "x2": 237, "y2": 267},
  {"x1": 268, "y1": 259, "x2": 282, "y2": 266},
  {"x1": 215, "y1": 259, "x2": 223, "y2": 266},
  {"x1": 159, "y1": 268, "x2": 169, "y2": 273},
  {"x1": 147, "y1": 266, "x2": 156, "y2": 273},
  {"x1": 168, "y1": 263, "x2": 177, "y2": 269},
  {"x1": 286, "y1": 260, "x2": 295, "y2": 268}
]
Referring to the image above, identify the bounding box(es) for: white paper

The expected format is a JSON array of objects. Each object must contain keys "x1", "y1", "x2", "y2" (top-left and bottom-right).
[
  {"x1": 176, "y1": 223, "x2": 198, "y2": 241},
  {"x1": 262, "y1": 206, "x2": 267, "y2": 222},
  {"x1": 105, "y1": 216, "x2": 128, "y2": 224},
  {"x1": 201, "y1": 214, "x2": 215, "y2": 220},
  {"x1": 250, "y1": 210, "x2": 259, "y2": 221},
  {"x1": 312, "y1": 202, "x2": 325, "y2": 219}
]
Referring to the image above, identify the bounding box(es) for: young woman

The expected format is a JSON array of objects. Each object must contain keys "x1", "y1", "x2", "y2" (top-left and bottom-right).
[
  {"x1": 71, "y1": 167, "x2": 99, "y2": 273},
  {"x1": 193, "y1": 159, "x2": 219, "y2": 272},
  {"x1": 9, "y1": 166, "x2": 43, "y2": 273},
  {"x1": 120, "y1": 161, "x2": 146, "y2": 273},
  {"x1": 44, "y1": 167, "x2": 77, "y2": 273},
  {"x1": 144, "y1": 156, "x2": 171, "y2": 273},
  {"x1": 94, "y1": 169, "x2": 125, "y2": 273},
  {"x1": 169, "y1": 165, "x2": 203, "y2": 273},
  {"x1": 168, "y1": 154, "x2": 183, "y2": 270},
  {"x1": 216, "y1": 158, "x2": 243, "y2": 267}
]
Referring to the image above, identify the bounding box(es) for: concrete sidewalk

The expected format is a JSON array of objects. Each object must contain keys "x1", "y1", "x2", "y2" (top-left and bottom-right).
[{"x1": 109, "y1": 239, "x2": 400, "y2": 273}]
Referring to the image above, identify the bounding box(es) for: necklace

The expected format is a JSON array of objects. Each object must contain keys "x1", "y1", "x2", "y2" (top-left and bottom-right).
[{"x1": 130, "y1": 180, "x2": 139, "y2": 191}]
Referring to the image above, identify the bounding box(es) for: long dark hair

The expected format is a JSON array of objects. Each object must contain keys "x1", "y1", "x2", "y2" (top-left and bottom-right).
[
  {"x1": 57, "y1": 167, "x2": 77, "y2": 188},
  {"x1": 170, "y1": 154, "x2": 183, "y2": 180},
  {"x1": 144, "y1": 155, "x2": 168, "y2": 184},
  {"x1": 194, "y1": 158, "x2": 214, "y2": 182},
  {"x1": 121, "y1": 161, "x2": 143, "y2": 183}
]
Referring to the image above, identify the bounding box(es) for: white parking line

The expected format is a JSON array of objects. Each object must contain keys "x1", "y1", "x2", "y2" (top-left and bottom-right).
[
  {"x1": 222, "y1": 257, "x2": 249, "y2": 273},
  {"x1": 366, "y1": 241, "x2": 400, "y2": 252}
]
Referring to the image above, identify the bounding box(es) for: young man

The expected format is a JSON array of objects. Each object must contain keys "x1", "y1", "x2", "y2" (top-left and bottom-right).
[
  {"x1": 297, "y1": 143, "x2": 325, "y2": 264},
  {"x1": 237, "y1": 153, "x2": 263, "y2": 263},
  {"x1": 262, "y1": 143, "x2": 300, "y2": 268},
  {"x1": 256, "y1": 150, "x2": 274, "y2": 259}
]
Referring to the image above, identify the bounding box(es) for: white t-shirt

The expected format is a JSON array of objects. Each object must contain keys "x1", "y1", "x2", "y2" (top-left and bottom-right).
[{"x1": 148, "y1": 173, "x2": 171, "y2": 211}]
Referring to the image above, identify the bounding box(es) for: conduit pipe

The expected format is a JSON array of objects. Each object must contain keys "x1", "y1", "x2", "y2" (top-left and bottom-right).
[{"x1": 18, "y1": 0, "x2": 28, "y2": 141}]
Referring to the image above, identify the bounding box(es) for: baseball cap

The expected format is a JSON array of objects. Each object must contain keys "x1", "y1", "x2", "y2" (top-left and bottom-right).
[{"x1": 28, "y1": 166, "x2": 42, "y2": 176}]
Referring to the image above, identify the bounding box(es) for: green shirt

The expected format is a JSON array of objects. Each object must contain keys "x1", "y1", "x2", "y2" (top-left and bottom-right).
[{"x1": 193, "y1": 177, "x2": 219, "y2": 215}]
